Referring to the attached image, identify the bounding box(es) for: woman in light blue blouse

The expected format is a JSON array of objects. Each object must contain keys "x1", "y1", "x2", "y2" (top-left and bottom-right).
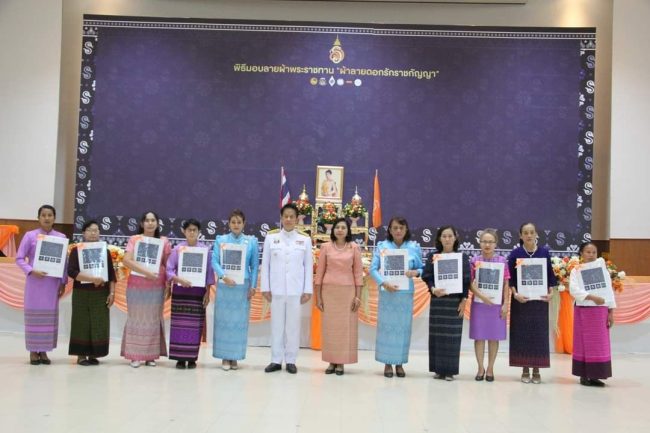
[
  {"x1": 370, "y1": 216, "x2": 423, "y2": 378},
  {"x1": 211, "y1": 209, "x2": 259, "y2": 370}
]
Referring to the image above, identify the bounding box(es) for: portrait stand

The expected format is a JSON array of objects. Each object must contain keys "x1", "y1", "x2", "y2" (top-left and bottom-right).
[{"x1": 310, "y1": 166, "x2": 368, "y2": 245}]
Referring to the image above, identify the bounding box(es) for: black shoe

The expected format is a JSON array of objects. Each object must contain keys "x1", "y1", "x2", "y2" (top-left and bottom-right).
[
  {"x1": 88, "y1": 358, "x2": 100, "y2": 366},
  {"x1": 589, "y1": 378, "x2": 605, "y2": 387},
  {"x1": 486, "y1": 375, "x2": 495, "y2": 382},
  {"x1": 39, "y1": 353, "x2": 51, "y2": 365},
  {"x1": 187, "y1": 361, "x2": 197, "y2": 369},
  {"x1": 176, "y1": 361, "x2": 187, "y2": 369},
  {"x1": 580, "y1": 377, "x2": 592, "y2": 386},
  {"x1": 395, "y1": 365, "x2": 406, "y2": 378},
  {"x1": 384, "y1": 365, "x2": 394, "y2": 378},
  {"x1": 325, "y1": 364, "x2": 336, "y2": 375},
  {"x1": 265, "y1": 363, "x2": 282, "y2": 373},
  {"x1": 286, "y1": 363, "x2": 298, "y2": 374}
]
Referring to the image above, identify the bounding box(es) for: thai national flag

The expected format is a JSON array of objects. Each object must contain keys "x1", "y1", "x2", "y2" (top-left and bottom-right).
[{"x1": 280, "y1": 166, "x2": 291, "y2": 207}]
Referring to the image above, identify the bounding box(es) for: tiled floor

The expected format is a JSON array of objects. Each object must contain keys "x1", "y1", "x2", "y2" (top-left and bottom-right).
[{"x1": 1, "y1": 333, "x2": 648, "y2": 433}]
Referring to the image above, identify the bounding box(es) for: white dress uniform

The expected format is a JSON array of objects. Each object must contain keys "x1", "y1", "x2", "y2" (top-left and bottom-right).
[{"x1": 261, "y1": 228, "x2": 313, "y2": 364}]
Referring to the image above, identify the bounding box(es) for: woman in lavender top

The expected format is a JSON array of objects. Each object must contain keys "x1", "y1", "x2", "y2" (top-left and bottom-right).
[{"x1": 16, "y1": 205, "x2": 68, "y2": 365}]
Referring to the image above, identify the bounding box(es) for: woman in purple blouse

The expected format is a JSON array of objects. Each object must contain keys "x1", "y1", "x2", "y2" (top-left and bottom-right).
[{"x1": 16, "y1": 205, "x2": 68, "y2": 365}]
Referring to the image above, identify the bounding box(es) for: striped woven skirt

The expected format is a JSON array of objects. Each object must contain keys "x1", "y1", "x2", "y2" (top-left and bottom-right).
[
  {"x1": 321, "y1": 284, "x2": 358, "y2": 364},
  {"x1": 509, "y1": 298, "x2": 550, "y2": 368},
  {"x1": 24, "y1": 276, "x2": 60, "y2": 352},
  {"x1": 69, "y1": 288, "x2": 110, "y2": 357},
  {"x1": 120, "y1": 278, "x2": 167, "y2": 361},
  {"x1": 572, "y1": 306, "x2": 612, "y2": 379},
  {"x1": 213, "y1": 280, "x2": 251, "y2": 361},
  {"x1": 169, "y1": 285, "x2": 206, "y2": 361},
  {"x1": 428, "y1": 296, "x2": 464, "y2": 375},
  {"x1": 375, "y1": 290, "x2": 413, "y2": 365}
]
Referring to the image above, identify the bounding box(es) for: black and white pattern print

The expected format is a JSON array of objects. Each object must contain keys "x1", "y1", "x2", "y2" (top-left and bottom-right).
[
  {"x1": 383, "y1": 255, "x2": 405, "y2": 277},
  {"x1": 181, "y1": 252, "x2": 204, "y2": 273},
  {"x1": 81, "y1": 248, "x2": 104, "y2": 270},
  {"x1": 39, "y1": 241, "x2": 64, "y2": 264},
  {"x1": 223, "y1": 249, "x2": 243, "y2": 271},
  {"x1": 581, "y1": 267, "x2": 607, "y2": 291},
  {"x1": 521, "y1": 264, "x2": 544, "y2": 286},
  {"x1": 478, "y1": 268, "x2": 500, "y2": 292},
  {"x1": 436, "y1": 259, "x2": 458, "y2": 281},
  {"x1": 136, "y1": 242, "x2": 160, "y2": 265}
]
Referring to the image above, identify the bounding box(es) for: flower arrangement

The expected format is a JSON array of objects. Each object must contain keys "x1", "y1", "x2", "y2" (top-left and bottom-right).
[
  {"x1": 108, "y1": 244, "x2": 125, "y2": 272},
  {"x1": 343, "y1": 202, "x2": 367, "y2": 218},
  {"x1": 295, "y1": 200, "x2": 313, "y2": 216},
  {"x1": 344, "y1": 187, "x2": 367, "y2": 218},
  {"x1": 551, "y1": 255, "x2": 580, "y2": 292},
  {"x1": 318, "y1": 202, "x2": 339, "y2": 225},
  {"x1": 551, "y1": 255, "x2": 626, "y2": 294},
  {"x1": 295, "y1": 185, "x2": 313, "y2": 216},
  {"x1": 606, "y1": 260, "x2": 626, "y2": 293}
]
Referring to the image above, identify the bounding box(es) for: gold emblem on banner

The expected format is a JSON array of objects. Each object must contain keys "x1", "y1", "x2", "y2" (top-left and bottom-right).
[{"x1": 329, "y1": 36, "x2": 345, "y2": 64}]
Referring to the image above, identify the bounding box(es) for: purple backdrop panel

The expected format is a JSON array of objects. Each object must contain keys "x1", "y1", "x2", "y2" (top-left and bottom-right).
[{"x1": 75, "y1": 17, "x2": 595, "y2": 252}]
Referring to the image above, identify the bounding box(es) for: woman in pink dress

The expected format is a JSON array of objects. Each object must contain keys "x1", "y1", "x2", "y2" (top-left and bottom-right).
[
  {"x1": 315, "y1": 218, "x2": 363, "y2": 375},
  {"x1": 121, "y1": 211, "x2": 171, "y2": 368}
]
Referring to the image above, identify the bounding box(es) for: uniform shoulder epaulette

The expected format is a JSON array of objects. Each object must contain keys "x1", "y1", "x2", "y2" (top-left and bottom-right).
[
  {"x1": 266, "y1": 229, "x2": 281, "y2": 235},
  {"x1": 296, "y1": 230, "x2": 310, "y2": 237}
]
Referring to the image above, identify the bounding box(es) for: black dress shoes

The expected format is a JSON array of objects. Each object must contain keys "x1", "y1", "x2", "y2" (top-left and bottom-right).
[
  {"x1": 265, "y1": 363, "x2": 282, "y2": 373},
  {"x1": 286, "y1": 363, "x2": 298, "y2": 374}
]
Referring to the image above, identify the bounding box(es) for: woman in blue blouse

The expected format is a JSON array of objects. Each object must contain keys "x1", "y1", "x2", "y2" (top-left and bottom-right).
[
  {"x1": 370, "y1": 216, "x2": 423, "y2": 378},
  {"x1": 211, "y1": 209, "x2": 259, "y2": 370}
]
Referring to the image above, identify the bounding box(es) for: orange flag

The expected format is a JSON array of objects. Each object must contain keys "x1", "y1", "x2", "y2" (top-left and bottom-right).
[{"x1": 372, "y1": 169, "x2": 382, "y2": 228}]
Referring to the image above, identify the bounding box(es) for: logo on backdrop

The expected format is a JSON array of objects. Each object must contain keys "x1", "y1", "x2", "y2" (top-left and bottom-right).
[
  {"x1": 101, "y1": 217, "x2": 112, "y2": 231},
  {"x1": 127, "y1": 218, "x2": 138, "y2": 232},
  {"x1": 260, "y1": 223, "x2": 271, "y2": 238},
  {"x1": 329, "y1": 36, "x2": 345, "y2": 64},
  {"x1": 421, "y1": 228, "x2": 432, "y2": 243}
]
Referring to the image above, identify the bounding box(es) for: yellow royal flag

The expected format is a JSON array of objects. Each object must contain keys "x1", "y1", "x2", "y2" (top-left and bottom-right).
[{"x1": 372, "y1": 169, "x2": 382, "y2": 228}]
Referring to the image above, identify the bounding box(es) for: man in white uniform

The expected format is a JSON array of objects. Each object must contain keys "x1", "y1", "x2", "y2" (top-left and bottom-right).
[{"x1": 261, "y1": 203, "x2": 313, "y2": 374}]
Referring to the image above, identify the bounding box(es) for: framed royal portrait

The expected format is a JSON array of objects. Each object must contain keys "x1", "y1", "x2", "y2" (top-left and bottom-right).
[{"x1": 315, "y1": 165, "x2": 344, "y2": 203}]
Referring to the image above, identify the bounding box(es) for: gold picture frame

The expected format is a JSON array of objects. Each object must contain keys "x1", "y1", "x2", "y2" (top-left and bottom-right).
[{"x1": 315, "y1": 165, "x2": 344, "y2": 203}]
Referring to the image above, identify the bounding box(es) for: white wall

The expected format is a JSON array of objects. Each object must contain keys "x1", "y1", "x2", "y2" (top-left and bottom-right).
[
  {"x1": 610, "y1": 0, "x2": 650, "y2": 239},
  {"x1": 0, "y1": 0, "x2": 62, "y2": 219},
  {"x1": 53, "y1": 0, "x2": 614, "y2": 242}
]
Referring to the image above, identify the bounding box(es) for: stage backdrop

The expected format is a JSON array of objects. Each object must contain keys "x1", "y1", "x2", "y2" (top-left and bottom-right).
[{"x1": 75, "y1": 16, "x2": 595, "y2": 252}]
